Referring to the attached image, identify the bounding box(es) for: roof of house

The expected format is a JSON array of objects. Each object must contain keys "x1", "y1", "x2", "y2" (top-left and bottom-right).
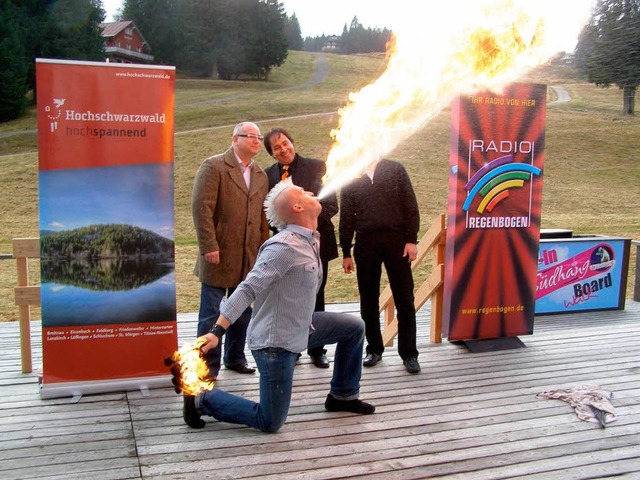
[
  {"x1": 99, "y1": 21, "x2": 133, "y2": 37},
  {"x1": 99, "y1": 21, "x2": 149, "y2": 47}
]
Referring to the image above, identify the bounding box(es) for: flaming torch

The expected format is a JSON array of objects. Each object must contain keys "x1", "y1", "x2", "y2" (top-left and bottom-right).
[
  {"x1": 165, "y1": 340, "x2": 215, "y2": 396},
  {"x1": 319, "y1": 0, "x2": 591, "y2": 198}
]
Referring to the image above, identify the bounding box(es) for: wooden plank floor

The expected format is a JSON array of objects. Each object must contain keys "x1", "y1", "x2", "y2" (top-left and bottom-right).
[{"x1": 1, "y1": 301, "x2": 640, "y2": 480}]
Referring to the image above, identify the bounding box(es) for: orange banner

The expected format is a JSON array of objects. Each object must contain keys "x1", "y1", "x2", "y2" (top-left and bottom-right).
[
  {"x1": 443, "y1": 83, "x2": 546, "y2": 341},
  {"x1": 37, "y1": 60, "x2": 174, "y2": 171},
  {"x1": 36, "y1": 59, "x2": 177, "y2": 396}
]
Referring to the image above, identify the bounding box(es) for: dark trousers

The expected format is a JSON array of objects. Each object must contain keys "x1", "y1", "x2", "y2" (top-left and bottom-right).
[
  {"x1": 197, "y1": 284, "x2": 251, "y2": 376},
  {"x1": 353, "y1": 231, "x2": 418, "y2": 360}
]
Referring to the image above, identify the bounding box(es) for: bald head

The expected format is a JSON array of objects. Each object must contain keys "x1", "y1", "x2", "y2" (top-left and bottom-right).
[{"x1": 275, "y1": 188, "x2": 297, "y2": 223}]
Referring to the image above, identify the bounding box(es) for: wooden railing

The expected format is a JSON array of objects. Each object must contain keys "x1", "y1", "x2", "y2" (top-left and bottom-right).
[
  {"x1": 11, "y1": 229, "x2": 638, "y2": 373},
  {"x1": 380, "y1": 213, "x2": 446, "y2": 346},
  {"x1": 13, "y1": 238, "x2": 40, "y2": 374},
  {"x1": 12, "y1": 216, "x2": 447, "y2": 374}
]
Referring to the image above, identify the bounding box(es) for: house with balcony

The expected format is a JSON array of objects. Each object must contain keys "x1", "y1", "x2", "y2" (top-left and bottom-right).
[
  {"x1": 100, "y1": 21, "x2": 154, "y2": 64},
  {"x1": 321, "y1": 35, "x2": 342, "y2": 53}
]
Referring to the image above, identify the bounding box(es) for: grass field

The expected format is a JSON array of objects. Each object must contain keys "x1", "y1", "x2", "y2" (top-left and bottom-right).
[{"x1": 0, "y1": 51, "x2": 638, "y2": 322}]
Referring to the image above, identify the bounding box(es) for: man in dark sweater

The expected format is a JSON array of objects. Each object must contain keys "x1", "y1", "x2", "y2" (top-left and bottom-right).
[
  {"x1": 339, "y1": 159, "x2": 421, "y2": 374},
  {"x1": 263, "y1": 128, "x2": 339, "y2": 368}
]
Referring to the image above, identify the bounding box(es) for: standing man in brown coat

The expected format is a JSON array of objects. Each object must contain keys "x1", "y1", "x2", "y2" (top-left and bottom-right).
[{"x1": 192, "y1": 122, "x2": 270, "y2": 377}]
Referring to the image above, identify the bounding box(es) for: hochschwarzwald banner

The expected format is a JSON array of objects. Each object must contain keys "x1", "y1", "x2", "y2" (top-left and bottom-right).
[{"x1": 36, "y1": 59, "x2": 177, "y2": 399}]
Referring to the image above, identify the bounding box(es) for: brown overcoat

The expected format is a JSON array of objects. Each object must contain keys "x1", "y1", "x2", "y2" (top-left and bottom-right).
[{"x1": 192, "y1": 147, "x2": 269, "y2": 287}]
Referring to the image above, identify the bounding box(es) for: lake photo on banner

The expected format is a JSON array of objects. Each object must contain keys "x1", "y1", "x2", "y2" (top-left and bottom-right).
[{"x1": 41, "y1": 258, "x2": 176, "y2": 327}]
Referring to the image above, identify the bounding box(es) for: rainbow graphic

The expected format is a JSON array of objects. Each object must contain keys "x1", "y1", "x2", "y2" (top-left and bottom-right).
[{"x1": 462, "y1": 155, "x2": 541, "y2": 213}]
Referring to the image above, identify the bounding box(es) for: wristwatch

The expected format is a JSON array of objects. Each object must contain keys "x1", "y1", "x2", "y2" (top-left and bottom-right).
[{"x1": 209, "y1": 324, "x2": 227, "y2": 340}]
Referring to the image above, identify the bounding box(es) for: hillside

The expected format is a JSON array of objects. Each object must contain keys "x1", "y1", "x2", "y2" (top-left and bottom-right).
[{"x1": 0, "y1": 51, "x2": 637, "y2": 321}]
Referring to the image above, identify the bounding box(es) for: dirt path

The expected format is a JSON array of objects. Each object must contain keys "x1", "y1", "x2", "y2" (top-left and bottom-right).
[
  {"x1": 549, "y1": 85, "x2": 572, "y2": 104},
  {"x1": 179, "y1": 53, "x2": 329, "y2": 107}
]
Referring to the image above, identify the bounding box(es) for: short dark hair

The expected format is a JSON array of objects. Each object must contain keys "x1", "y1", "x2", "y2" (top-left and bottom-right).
[{"x1": 263, "y1": 127, "x2": 294, "y2": 156}]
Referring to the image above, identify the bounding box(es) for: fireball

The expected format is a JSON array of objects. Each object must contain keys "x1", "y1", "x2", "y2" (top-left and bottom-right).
[
  {"x1": 165, "y1": 340, "x2": 215, "y2": 396},
  {"x1": 319, "y1": 0, "x2": 592, "y2": 197}
]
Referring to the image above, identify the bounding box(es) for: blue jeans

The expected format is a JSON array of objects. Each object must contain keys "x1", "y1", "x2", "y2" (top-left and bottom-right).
[
  {"x1": 197, "y1": 284, "x2": 251, "y2": 376},
  {"x1": 196, "y1": 311, "x2": 365, "y2": 432}
]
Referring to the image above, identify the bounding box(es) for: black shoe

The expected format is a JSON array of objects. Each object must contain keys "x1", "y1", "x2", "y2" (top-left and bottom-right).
[
  {"x1": 403, "y1": 357, "x2": 421, "y2": 374},
  {"x1": 183, "y1": 395, "x2": 205, "y2": 429},
  {"x1": 310, "y1": 354, "x2": 330, "y2": 368},
  {"x1": 325, "y1": 394, "x2": 375, "y2": 415},
  {"x1": 225, "y1": 363, "x2": 256, "y2": 374},
  {"x1": 363, "y1": 353, "x2": 382, "y2": 367}
]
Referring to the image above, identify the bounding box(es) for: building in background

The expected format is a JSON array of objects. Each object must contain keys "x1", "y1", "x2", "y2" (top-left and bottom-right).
[
  {"x1": 321, "y1": 35, "x2": 342, "y2": 53},
  {"x1": 100, "y1": 21, "x2": 154, "y2": 64}
]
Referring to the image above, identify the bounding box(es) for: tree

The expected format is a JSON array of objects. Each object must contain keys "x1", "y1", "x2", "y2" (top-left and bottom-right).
[
  {"x1": 214, "y1": 0, "x2": 287, "y2": 80},
  {"x1": 341, "y1": 16, "x2": 390, "y2": 54},
  {"x1": 285, "y1": 13, "x2": 303, "y2": 51},
  {"x1": 302, "y1": 16, "x2": 390, "y2": 54},
  {"x1": 0, "y1": 0, "x2": 106, "y2": 119},
  {"x1": 121, "y1": 0, "x2": 288, "y2": 80},
  {"x1": 0, "y1": 0, "x2": 29, "y2": 121},
  {"x1": 121, "y1": 0, "x2": 180, "y2": 66},
  {"x1": 303, "y1": 34, "x2": 327, "y2": 52},
  {"x1": 176, "y1": 0, "x2": 220, "y2": 76},
  {"x1": 214, "y1": 0, "x2": 252, "y2": 79},
  {"x1": 575, "y1": 0, "x2": 640, "y2": 115},
  {"x1": 250, "y1": 0, "x2": 288, "y2": 80},
  {"x1": 48, "y1": 0, "x2": 105, "y2": 61}
]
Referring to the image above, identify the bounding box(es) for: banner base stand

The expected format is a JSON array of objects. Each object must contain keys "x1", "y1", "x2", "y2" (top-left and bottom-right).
[
  {"x1": 39, "y1": 375, "x2": 172, "y2": 400},
  {"x1": 463, "y1": 336, "x2": 526, "y2": 353}
]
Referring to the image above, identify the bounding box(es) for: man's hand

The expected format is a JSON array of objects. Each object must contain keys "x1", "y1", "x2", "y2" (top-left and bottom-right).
[
  {"x1": 203, "y1": 251, "x2": 220, "y2": 264},
  {"x1": 403, "y1": 243, "x2": 417, "y2": 263},
  {"x1": 197, "y1": 333, "x2": 219, "y2": 354},
  {"x1": 342, "y1": 257, "x2": 354, "y2": 274}
]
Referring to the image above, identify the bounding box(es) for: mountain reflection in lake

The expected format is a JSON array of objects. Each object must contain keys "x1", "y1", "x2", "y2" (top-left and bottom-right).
[
  {"x1": 41, "y1": 258, "x2": 176, "y2": 327},
  {"x1": 42, "y1": 257, "x2": 173, "y2": 291}
]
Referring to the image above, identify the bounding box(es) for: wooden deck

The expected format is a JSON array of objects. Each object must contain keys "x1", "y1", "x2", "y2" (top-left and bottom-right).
[{"x1": 1, "y1": 301, "x2": 640, "y2": 480}]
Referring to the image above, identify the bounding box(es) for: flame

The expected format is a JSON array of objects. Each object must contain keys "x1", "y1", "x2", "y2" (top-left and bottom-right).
[
  {"x1": 167, "y1": 341, "x2": 215, "y2": 395},
  {"x1": 319, "y1": 0, "x2": 592, "y2": 197}
]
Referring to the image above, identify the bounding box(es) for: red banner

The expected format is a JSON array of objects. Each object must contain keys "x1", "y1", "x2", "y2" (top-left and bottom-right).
[
  {"x1": 36, "y1": 59, "x2": 177, "y2": 397},
  {"x1": 37, "y1": 60, "x2": 174, "y2": 171},
  {"x1": 443, "y1": 83, "x2": 546, "y2": 341}
]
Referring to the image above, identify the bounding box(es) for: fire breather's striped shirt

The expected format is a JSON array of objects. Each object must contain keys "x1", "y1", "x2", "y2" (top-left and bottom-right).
[{"x1": 219, "y1": 224, "x2": 322, "y2": 353}]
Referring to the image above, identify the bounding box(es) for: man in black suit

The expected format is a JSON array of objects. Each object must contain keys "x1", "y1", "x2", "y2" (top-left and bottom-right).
[{"x1": 263, "y1": 128, "x2": 339, "y2": 368}]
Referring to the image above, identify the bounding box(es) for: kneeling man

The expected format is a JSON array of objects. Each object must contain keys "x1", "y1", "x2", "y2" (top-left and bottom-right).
[{"x1": 182, "y1": 179, "x2": 375, "y2": 432}]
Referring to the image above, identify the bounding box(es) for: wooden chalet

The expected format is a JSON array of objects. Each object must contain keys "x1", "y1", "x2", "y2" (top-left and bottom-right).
[
  {"x1": 100, "y1": 21, "x2": 154, "y2": 64},
  {"x1": 321, "y1": 35, "x2": 342, "y2": 53}
]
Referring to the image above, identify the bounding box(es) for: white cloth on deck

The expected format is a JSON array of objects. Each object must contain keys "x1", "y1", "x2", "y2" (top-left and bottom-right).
[{"x1": 536, "y1": 385, "x2": 617, "y2": 426}]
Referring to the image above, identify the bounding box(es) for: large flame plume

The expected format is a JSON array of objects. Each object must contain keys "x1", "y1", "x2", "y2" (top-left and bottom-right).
[
  {"x1": 165, "y1": 341, "x2": 215, "y2": 396},
  {"x1": 320, "y1": 0, "x2": 592, "y2": 197}
]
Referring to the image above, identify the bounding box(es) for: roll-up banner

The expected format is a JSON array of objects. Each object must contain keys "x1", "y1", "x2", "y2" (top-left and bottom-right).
[
  {"x1": 36, "y1": 59, "x2": 177, "y2": 399},
  {"x1": 443, "y1": 83, "x2": 546, "y2": 342}
]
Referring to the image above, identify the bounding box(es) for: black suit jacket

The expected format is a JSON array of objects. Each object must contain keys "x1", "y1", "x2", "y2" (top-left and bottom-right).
[{"x1": 265, "y1": 154, "x2": 339, "y2": 262}]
